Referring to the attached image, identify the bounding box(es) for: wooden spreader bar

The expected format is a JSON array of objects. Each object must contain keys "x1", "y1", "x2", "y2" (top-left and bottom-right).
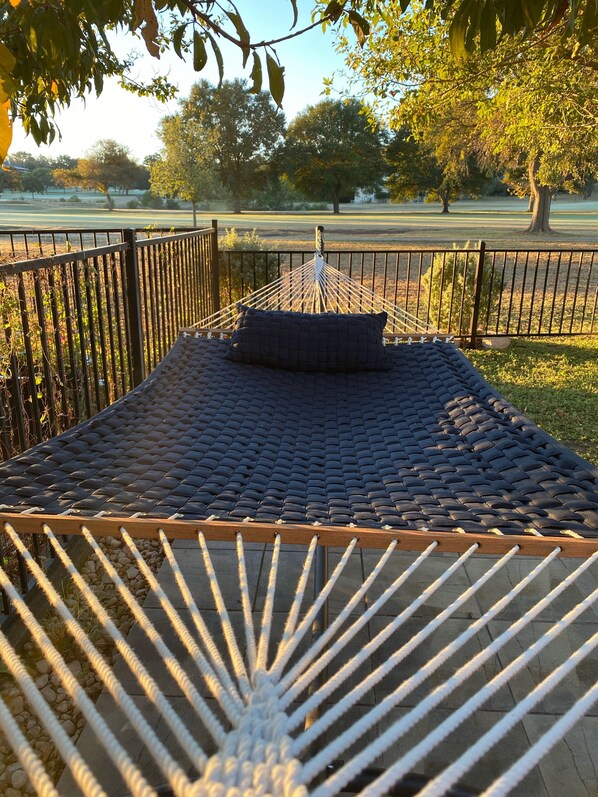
[{"x1": 1, "y1": 512, "x2": 597, "y2": 557}]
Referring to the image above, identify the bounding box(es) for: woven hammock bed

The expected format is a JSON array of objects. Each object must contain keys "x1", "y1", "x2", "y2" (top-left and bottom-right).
[{"x1": 0, "y1": 253, "x2": 597, "y2": 796}]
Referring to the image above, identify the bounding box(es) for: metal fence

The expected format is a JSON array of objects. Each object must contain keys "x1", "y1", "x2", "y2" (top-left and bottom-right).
[
  {"x1": 0, "y1": 227, "x2": 198, "y2": 259},
  {"x1": 220, "y1": 243, "x2": 598, "y2": 342},
  {"x1": 0, "y1": 226, "x2": 217, "y2": 463}
]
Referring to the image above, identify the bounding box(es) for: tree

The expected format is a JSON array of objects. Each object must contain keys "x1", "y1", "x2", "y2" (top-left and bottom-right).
[
  {"x1": 0, "y1": 0, "x2": 594, "y2": 162},
  {"x1": 340, "y1": 3, "x2": 598, "y2": 233},
  {"x1": 178, "y1": 80, "x2": 285, "y2": 214},
  {"x1": 22, "y1": 167, "x2": 53, "y2": 198},
  {"x1": 385, "y1": 128, "x2": 491, "y2": 213},
  {"x1": 53, "y1": 140, "x2": 141, "y2": 210},
  {"x1": 285, "y1": 98, "x2": 385, "y2": 213},
  {"x1": 150, "y1": 114, "x2": 219, "y2": 225}
]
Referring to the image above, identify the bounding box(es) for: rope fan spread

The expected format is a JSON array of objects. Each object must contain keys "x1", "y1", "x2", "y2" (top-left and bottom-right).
[
  {"x1": 185, "y1": 253, "x2": 446, "y2": 343},
  {"x1": 0, "y1": 240, "x2": 598, "y2": 796}
]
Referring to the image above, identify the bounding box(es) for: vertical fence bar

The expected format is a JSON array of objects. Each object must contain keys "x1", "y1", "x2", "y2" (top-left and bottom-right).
[
  {"x1": 468, "y1": 241, "x2": 487, "y2": 347},
  {"x1": 122, "y1": 228, "x2": 146, "y2": 388},
  {"x1": 211, "y1": 220, "x2": 220, "y2": 315}
]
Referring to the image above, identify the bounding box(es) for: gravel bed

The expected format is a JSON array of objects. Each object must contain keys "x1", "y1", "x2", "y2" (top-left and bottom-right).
[{"x1": 0, "y1": 535, "x2": 164, "y2": 795}]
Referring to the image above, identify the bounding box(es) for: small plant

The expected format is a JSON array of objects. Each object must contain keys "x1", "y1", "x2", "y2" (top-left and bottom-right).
[
  {"x1": 219, "y1": 228, "x2": 272, "y2": 304},
  {"x1": 421, "y1": 241, "x2": 501, "y2": 334}
]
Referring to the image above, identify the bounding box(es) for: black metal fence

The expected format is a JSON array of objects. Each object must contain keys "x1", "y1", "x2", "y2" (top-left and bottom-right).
[
  {"x1": 0, "y1": 226, "x2": 217, "y2": 463},
  {"x1": 220, "y1": 243, "x2": 598, "y2": 342},
  {"x1": 0, "y1": 227, "x2": 197, "y2": 259}
]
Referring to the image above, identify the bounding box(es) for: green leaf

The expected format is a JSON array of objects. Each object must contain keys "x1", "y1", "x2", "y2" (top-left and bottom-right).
[
  {"x1": 226, "y1": 11, "x2": 250, "y2": 45},
  {"x1": 249, "y1": 52, "x2": 262, "y2": 94},
  {"x1": 173, "y1": 23, "x2": 186, "y2": 59},
  {"x1": 206, "y1": 33, "x2": 224, "y2": 84},
  {"x1": 289, "y1": 0, "x2": 298, "y2": 27},
  {"x1": 193, "y1": 31, "x2": 207, "y2": 72},
  {"x1": 266, "y1": 53, "x2": 285, "y2": 107}
]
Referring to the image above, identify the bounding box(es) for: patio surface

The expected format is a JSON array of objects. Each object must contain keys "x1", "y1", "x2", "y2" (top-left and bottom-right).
[{"x1": 57, "y1": 540, "x2": 598, "y2": 797}]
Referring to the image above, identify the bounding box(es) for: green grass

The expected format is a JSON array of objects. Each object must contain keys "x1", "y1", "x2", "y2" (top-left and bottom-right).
[{"x1": 466, "y1": 336, "x2": 598, "y2": 466}]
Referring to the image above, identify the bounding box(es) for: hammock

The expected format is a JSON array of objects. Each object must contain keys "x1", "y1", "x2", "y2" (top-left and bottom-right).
[{"x1": 0, "y1": 254, "x2": 597, "y2": 796}]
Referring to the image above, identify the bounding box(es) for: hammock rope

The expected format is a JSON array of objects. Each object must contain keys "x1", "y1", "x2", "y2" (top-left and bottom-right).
[
  {"x1": 192, "y1": 254, "x2": 436, "y2": 336},
  {"x1": 1, "y1": 520, "x2": 597, "y2": 797}
]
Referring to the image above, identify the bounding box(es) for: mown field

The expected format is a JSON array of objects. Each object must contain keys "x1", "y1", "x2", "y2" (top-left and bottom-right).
[{"x1": 1, "y1": 194, "x2": 598, "y2": 249}]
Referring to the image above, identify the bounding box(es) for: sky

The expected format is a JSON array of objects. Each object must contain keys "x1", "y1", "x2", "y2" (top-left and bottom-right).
[{"x1": 10, "y1": 1, "x2": 352, "y2": 162}]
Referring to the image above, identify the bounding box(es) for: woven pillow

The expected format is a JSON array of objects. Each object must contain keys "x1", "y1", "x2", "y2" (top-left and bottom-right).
[{"x1": 225, "y1": 305, "x2": 392, "y2": 371}]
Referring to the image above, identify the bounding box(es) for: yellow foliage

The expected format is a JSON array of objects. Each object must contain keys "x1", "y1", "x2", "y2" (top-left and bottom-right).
[{"x1": 0, "y1": 100, "x2": 13, "y2": 165}]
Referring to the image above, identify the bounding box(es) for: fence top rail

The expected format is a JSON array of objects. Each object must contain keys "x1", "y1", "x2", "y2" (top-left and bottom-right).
[
  {"x1": 0, "y1": 228, "x2": 126, "y2": 236},
  {"x1": 0, "y1": 241, "x2": 129, "y2": 276},
  {"x1": 135, "y1": 227, "x2": 215, "y2": 247},
  {"x1": 221, "y1": 245, "x2": 598, "y2": 256}
]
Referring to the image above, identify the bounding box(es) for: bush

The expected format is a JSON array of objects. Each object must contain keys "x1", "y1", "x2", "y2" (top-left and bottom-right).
[
  {"x1": 164, "y1": 198, "x2": 180, "y2": 210},
  {"x1": 219, "y1": 228, "x2": 272, "y2": 305},
  {"x1": 67, "y1": 195, "x2": 81, "y2": 203},
  {"x1": 421, "y1": 242, "x2": 501, "y2": 335},
  {"x1": 126, "y1": 199, "x2": 140, "y2": 209},
  {"x1": 139, "y1": 191, "x2": 164, "y2": 209}
]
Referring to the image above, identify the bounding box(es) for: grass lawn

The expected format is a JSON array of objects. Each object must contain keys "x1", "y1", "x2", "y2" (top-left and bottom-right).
[
  {"x1": 1, "y1": 195, "x2": 598, "y2": 249},
  {"x1": 466, "y1": 336, "x2": 598, "y2": 466}
]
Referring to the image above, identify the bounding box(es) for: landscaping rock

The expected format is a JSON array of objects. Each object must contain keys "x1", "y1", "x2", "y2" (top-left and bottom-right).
[{"x1": 481, "y1": 335, "x2": 511, "y2": 349}]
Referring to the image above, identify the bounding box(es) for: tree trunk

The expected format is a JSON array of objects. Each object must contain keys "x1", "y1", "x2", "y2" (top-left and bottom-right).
[
  {"x1": 104, "y1": 191, "x2": 114, "y2": 211},
  {"x1": 526, "y1": 160, "x2": 552, "y2": 233},
  {"x1": 527, "y1": 186, "x2": 553, "y2": 232},
  {"x1": 527, "y1": 193, "x2": 535, "y2": 213},
  {"x1": 332, "y1": 188, "x2": 340, "y2": 214},
  {"x1": 232, "y1": 194, "x2": 241, "y2": 214},
  {"x1": 440, "y1": 193, "x2": 450, "y2": 213},
  {"x1": 192, "y1": 200, "x2": 197, "y2": 227}
]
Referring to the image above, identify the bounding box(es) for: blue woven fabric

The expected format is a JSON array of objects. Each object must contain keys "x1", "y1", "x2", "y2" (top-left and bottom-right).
[
  {"x1": 226, "y1": 306, "x2": 392, "y2": 371},
  {"x1": 0, "y1": 336, "x2": 597, "y2": 537}
]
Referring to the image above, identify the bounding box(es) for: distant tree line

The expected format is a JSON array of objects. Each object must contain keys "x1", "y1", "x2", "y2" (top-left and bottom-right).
[{"x1": 5, "y1": 75, "x2": 595, "y2": 232}]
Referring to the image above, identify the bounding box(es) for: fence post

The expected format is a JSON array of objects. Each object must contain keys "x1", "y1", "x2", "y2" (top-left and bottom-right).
[
  {"x1": 122, "y1": 228, "x2": 146, "y2": 387},
  {"x1": 315, "y1": 225, "x2": 325, "y2": 257},
  {"x1": 468, "y1": 240, "x2": 486, "y2": 348},
  {"x1": 211, "y1": 219, "x2": 220, "y2": 314}
]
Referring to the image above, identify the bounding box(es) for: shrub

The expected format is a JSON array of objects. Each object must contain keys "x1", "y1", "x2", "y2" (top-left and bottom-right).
[
  {"x1": 421, "y1": 242, "x2": 501, "y2": 335},
  {"x1": 164, "y1": 198, "x2": 180, "y2": 210},
  {"x1": 67, "y1": 195, "x2": 81, "y2": 203},
  {"x1": 219, "y1": 228, "x2": 272, "y2": 305},
  {"x1": 139, "y1": 191, "x2": 164, "y2": 209},
  {"x1": 126, "y1": 199, "x2": 140, "y2": 209}
]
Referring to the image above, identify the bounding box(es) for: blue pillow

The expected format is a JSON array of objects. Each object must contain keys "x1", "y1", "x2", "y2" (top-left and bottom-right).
[{"x1": 225, "y1": 305, "x2": 392, "y2": 371}]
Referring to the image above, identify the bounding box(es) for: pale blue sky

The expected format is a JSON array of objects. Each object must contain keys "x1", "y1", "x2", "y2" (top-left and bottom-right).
[{"x1": 11, "y1": 1, "x2": 351, "y2": 161}]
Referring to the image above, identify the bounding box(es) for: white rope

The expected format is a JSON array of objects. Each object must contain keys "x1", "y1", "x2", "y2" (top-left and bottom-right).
[
  {"x1": 256, "y1": 533, "x2": 282, "y2": 672},
  {"x1": 80, "y1": 527, "x2": 226, "y2": 751},
  {"x1": 237, "y1": 532, "x2": 258, "y2": 675},
  {"x1": 305, "y1": 545, "x2": 566, "y2": 792},
  {"x1": 118, "y1": 527, "x2": 244, "y2": 725},
  {"x1": 276, "y1": 540, "x2": 400, "y2": 693},
  {"x1": 272, "y1": 536, "x2": 319, "y2": 672},
  {"x1": 0, "y1": 544, "x2": 158, "y2": 797},
  {"x1": 192, "y1": 254, "x2": 433, "y2": 334},
  {"x1": 2, "y1": 523, "x2": 192, "y2": 796},
  {"x1": 417, "y1": 578, "x2": 598, "y2": 797},
  {"x1": 482, "y1": 666, "x2": 598, "y2": 797},
  {"x1": 0, "y1": 692, "x2": 61, "y2": 797},
  {"x1": 43, "y1": 526, "x2": 208, "y2": 774},
  {"x1": 197, "y1": 531, "x2": 252, "y2": 698},
  {"x1": 269, "y1": 538, "x2": 358, "y2": 680},
  {"x1": 327, "y1": 548, "x2": 598, "y2": 797},
  {"x1": 292, "y1": 544, "x2": 481, "y2": 739}
]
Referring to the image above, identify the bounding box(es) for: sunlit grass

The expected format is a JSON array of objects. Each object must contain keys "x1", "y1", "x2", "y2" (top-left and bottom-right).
[{"x1": 466, "y1": 336, "x2": 598, "y2": 465}]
